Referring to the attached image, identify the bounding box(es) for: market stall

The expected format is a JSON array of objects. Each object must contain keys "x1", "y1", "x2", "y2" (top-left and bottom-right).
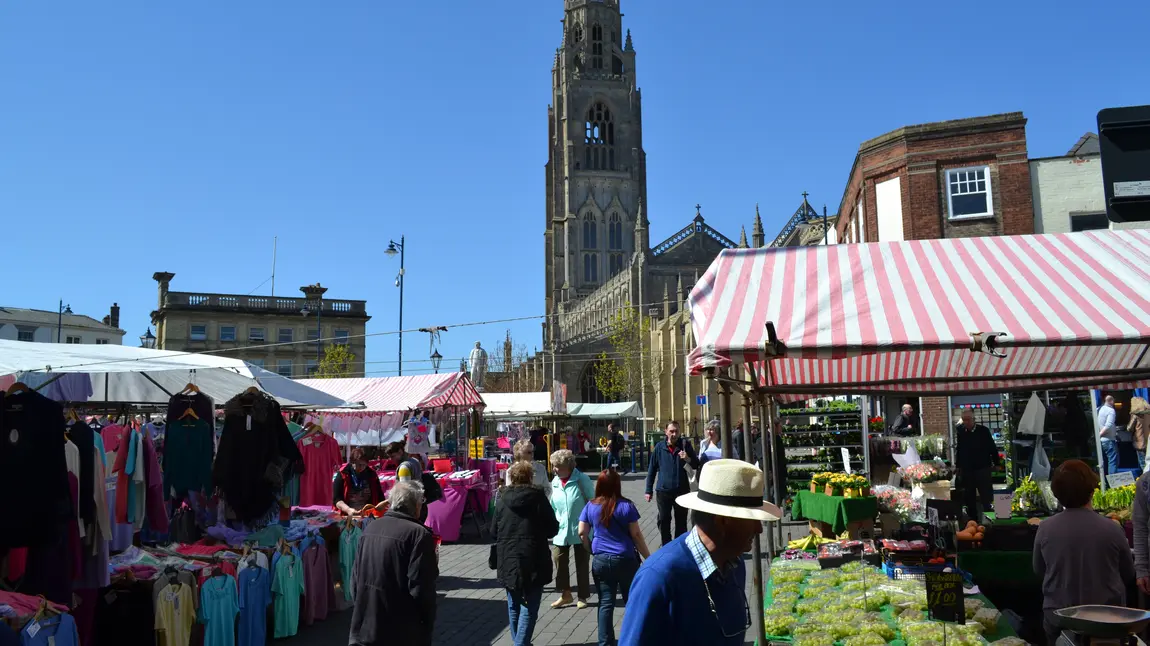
[
  {"x1": 297, "y1": 373, "x2": 490, "y2": 541},
  {"x1": 685, "y1": 229, "x2": 1150, "y2": 644}
]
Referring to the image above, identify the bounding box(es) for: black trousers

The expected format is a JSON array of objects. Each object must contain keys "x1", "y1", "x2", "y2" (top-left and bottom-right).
[
  {"x1": 960, "y1": 467, "x2": 993, "y2": 524},
  {"x1": 656, "y1": 488, "x2": 689, "y2": 546}
]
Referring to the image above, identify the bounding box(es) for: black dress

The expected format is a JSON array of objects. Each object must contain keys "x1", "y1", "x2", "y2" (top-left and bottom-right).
[{"x1": 211, "y1": 391, "x2": 303, "y2": 522}]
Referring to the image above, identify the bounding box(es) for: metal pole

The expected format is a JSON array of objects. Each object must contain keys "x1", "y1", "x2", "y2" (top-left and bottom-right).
[
  {"x1": 767, "y1": 396, "x2": 784, "y2": 548},
  {"x1": 57, "y1": 300, "x2": 63, "y2": 343},
  {"x1": 741, "y1": 393, "x2": 767, "y2": 646},
  {"x1": 399, "y1": 235, "x2": 405, "y2": 376},
  {"x1": 317, "y1": 299, "x2": 323, "y2": 363},
  {"x1": 718, "y1": 373, "x2": 733, "y2": 459},
  {"x1": 757, "y1": 395, "x2": 776, "y2": 558}
]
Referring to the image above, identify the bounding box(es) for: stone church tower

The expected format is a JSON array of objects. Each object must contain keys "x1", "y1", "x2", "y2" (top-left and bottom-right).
[{"x1": 544, "y1": 0, "x2": 644, "y2": 350}]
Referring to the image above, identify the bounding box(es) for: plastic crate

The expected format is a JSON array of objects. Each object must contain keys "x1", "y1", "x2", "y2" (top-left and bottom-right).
[{"x1": 882, "y1": 561, "x2": 971, "y2": 585}]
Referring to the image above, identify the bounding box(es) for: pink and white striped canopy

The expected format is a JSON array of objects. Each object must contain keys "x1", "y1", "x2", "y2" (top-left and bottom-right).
[
  {"x1": 687, "y1": 229, "x2": 1150, "y2": 396},
  {"x1": 296, "y1": 372, "x2": 484, "y2": 413}
]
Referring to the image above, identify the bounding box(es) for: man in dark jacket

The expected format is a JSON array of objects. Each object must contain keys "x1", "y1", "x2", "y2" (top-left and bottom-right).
[
  {"x1": 608, "y1": 422, "x2": 626, "y2": 472},
  {"x1": 645, "y1": 421, "x2": 700, "y2": 545},
  {"x1": 890, "y1": 403, "x2": 919, "y2": 436},
  {"x1": 955, "y1": 409, "x2": 999, "y2": 524},
  {"x1": 349, "y1": 481, "x2": 438, "y2": 646},
  {"x1": 492, "y1": 461, "x2": 560, "y2": 646}
]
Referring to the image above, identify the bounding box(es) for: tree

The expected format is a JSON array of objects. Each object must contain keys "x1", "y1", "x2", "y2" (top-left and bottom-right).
[
  {"x1": 593, "y1": 304, "x2": 658, "y2": 402},
  {"x1": 313, "y1": 343, "x2": 357, "y2": 379}
]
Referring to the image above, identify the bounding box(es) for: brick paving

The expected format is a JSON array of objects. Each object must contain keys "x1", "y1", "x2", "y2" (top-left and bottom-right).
[{"x1": 293, "y1": 471, "x2": 805, "y2": 645}]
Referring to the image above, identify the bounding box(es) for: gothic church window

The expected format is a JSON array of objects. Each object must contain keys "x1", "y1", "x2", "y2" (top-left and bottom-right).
[
  {"x1": 583, "y1": 213, "x2": 598, "y2": 248},
  {"x1": 583, "y1": 253, "x2": 599, "y2": 283},
  {"x1": 608, "y1": 212, "x2": 623, "y2": 249},
  {"x1": 609, "y1": 253, "x2": 624, "y2": 276},
  {"x1": 591, "y1": 24, "x2": 604, "y2": 70},
  {"x1": 570, "y1": 24, "x2": 583, "y2": 44},
  {"x1": 584, "y1": 102, "x2": 615, "y2": 171}
]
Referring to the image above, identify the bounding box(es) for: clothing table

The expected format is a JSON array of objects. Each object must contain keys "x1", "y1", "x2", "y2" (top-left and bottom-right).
[{"x1": 790, "y1": 490, "x2": 878, "y2": 535}]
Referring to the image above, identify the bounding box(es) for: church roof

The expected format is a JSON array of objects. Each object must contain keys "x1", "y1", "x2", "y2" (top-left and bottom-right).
[
  {"x1": 1067, "y1": 132, "x2": 1100, "y2": 156},
  {"x1": 771, "y1": 198, "x2": 822, "y2": 247},
  {"x1": 651, "y1": 207, "x2": 738, "y2": 258}
]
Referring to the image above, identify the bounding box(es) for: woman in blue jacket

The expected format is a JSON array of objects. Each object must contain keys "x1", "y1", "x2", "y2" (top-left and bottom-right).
[{"x1": 548, "y1": 449, "x2": 595, "y2": 609}]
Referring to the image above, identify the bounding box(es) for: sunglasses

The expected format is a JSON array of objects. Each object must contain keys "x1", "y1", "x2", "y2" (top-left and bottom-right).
[{"x1": 702, "y1": 578, "x2": 751, "y2": 638}]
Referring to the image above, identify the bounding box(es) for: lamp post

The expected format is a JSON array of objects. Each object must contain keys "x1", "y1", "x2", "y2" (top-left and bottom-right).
[
  {"x1": 431, "y1": 349, "x2": 443, "y2": 374},
  {"x1": 385, "y1": 236, "x2": 405, "y2": 375},
  {"x1": 57, "y1": 300, "x2": 72, "y2": 343},
  {"x1": 300, "y1": 284, "x2": 328, "y2": 370},
  {"x1": 139, "y1": 328, "x2": 157, "y2": 349}
]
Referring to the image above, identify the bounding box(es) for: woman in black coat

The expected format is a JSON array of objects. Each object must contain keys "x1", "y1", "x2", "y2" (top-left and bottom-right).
[{"x1": 492, "y1": 461, "x2": 560, "y2": 646}]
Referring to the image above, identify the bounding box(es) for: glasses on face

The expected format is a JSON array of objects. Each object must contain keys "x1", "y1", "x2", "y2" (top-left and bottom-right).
[{"x1": 702, "y1": 578, "x2": 751, "y2": 638}]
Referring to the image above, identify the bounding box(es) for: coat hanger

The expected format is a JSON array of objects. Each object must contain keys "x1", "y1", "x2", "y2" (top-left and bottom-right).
[{"x1": 179, "y1": 406, "x2": 199, "y2": 420}]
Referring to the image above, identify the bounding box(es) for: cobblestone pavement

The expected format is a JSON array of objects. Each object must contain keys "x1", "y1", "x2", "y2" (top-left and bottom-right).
[{"x1": 294, "y1": 471, "x2": 804, "y2": 645}]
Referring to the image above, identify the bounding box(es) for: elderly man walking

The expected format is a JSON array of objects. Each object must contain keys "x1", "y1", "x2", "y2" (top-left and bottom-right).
[
  {"x1": 621, "y1": 459, "x2": 781, "y2": 645},
  {"x1": 349, "y1": 481, "x2": 438, "y2": 646}
]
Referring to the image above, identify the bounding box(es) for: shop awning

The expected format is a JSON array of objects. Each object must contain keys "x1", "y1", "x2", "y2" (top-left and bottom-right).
[
  {"x1": 567, "y1": 401, "x2": 642, "y2": 419},
  {"x1": 481, "y1": 392, "x2": 554, "y2": 420},
  {"x1": 687, "y1": 229, "x2": 1150, "y2": 396},
  {"x1": 296, "y1": 372, "x2": 484, "y2": 413},
  {"x1": 0, "y1": 340, "x2": 358, "y2": 409}
]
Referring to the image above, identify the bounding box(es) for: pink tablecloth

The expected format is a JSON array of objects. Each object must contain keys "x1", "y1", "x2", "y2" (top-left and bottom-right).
[{"x1": 424, "y1": 485, "x2": 468, "y2": 542}]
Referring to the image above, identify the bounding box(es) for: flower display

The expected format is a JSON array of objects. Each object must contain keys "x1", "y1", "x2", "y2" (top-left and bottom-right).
[
  {"x1": 897, "y1": 462, "x2": 940, "y2": 484},
  {"x1": 868, "y1": 416, "x2": 885, "y2": 433},
  {"x1": 873, "y1": 484, "x2": 925, "y2": 522}
]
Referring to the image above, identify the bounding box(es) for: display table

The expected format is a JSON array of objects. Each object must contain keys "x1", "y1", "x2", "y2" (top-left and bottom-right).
[
  {"x1": 791, "y1": 490, "x2": 878, "y2": 535},
  {"x1": 764, "y1": 565, "x2": 1020, "y2": 643}
]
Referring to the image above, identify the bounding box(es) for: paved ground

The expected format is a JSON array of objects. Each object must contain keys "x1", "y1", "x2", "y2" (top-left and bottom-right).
[{"x1": 293, "y1": 471, "x2": 804, "y2": 645}]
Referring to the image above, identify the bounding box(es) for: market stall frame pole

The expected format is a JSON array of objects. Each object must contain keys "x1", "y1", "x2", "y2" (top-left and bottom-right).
[
  {"x1": 740, "y1": 388, "x2": 767, "y2": 646},
  {"x1": 717, "y1": 370, "x2": 733, "y2": 458},
  {"x1": 756, "y1": 394, "x2": 776, "y2": 558},
  {"x1": 1090, "y1": 389, "x2": 1107, "y2": 490}
]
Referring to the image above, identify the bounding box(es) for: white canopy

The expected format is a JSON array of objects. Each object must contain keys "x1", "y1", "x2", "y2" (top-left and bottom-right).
[
  {"x1": 481, "y1": 392, "x2": 554, "y2": 420},
  {"x1": 0, "y1": 340, "x2": 357, "y2": 409},
  {"x1": 567, "y1": 401, "x2": 642, "y2": 420}
]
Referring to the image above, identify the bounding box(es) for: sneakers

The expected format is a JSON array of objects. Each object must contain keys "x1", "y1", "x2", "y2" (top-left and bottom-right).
[
  {"x1": 550, "y1": 593, "x2": 574, "y2": 609},
  {"x1": 576, "y1": 599, "x2": 589, "y2": 610}
]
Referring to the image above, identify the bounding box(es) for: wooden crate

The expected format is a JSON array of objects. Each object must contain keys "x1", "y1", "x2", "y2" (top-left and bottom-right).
[{"x1": 809, "y1": 518, "x2": 875, "y2": 539}]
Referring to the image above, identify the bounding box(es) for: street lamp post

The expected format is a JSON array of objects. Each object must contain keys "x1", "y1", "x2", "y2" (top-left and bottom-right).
[
  {"x1": 57, "y1": 300, "x2": 72, "y2": 343},
  {"x1": 385, "y1": 236, "x2": 405, "y2": 376},
  {"x1": 431, "y1": 349, "x2": 443, "y2": 374},
  {"x1": 300, "y1": 284, "x2": 328, "y2": 373},
  {"x1": 139, "y1": 328, "x2": 157, "y2": 349}
]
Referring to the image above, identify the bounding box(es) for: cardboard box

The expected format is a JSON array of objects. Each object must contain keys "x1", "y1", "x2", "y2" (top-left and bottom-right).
[{"x1": 809, "y1": 518, "x2": 875, "y2": 540}]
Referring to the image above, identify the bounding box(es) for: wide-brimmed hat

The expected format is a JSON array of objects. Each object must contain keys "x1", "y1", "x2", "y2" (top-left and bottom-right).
[{"x1": 676, "y1": 459, "x2": 782, "y2": 522}]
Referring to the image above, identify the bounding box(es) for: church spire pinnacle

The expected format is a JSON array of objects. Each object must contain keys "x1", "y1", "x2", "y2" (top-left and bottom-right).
[
  {"x1": 752, "y1": 203, "x2": 765, "y2": 247},
  {"x1": 676, "y1": 273, "x2": 684, "y2": 302},
  {"x1": 625, "y1": 29, "x2": 634, "y2": 52},
  {"x1": 738, "y1": 226, "x2": 748, "y2": 248}
]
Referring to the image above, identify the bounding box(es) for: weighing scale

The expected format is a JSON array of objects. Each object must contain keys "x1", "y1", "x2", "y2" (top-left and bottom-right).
[{"x1": 1054, "y1": 605, "x2": 1150, "y2": 646}]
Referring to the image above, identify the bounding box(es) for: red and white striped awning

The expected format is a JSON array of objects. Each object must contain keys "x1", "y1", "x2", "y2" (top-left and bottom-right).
[
  {"x1": 687, "y1": 229, "x2": 1150, "y2": 397},
  {"x1": 296, "y1": 372, "x2": 484, "y2": 413}
]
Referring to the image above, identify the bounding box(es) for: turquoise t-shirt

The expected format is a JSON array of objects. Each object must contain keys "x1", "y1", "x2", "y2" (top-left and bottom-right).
[
  {"x1": 339, "y1": 525, "x2": 362, "y2": 601},
  {"x1": 200, "y1": 575, "x2": 239, "y2": 646},
  {"x1": 272, "y1": 554, "x2": 305, "y2": 638}
]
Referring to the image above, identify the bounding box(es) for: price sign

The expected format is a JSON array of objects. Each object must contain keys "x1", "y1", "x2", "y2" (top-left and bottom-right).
[
  {"x1": 841, "y1": 447, "x2": 852, "y2": 474},
  {"x1": 1107, "y1": 472, "x2": 1136, "y2": 488},
  {"x1": 924, "y1": 571, "x2": 966, "y2": 624}
]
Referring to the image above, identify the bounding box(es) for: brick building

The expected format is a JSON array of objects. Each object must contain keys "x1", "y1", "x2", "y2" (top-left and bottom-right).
[{"x1": 834, "y1": 112, "x2": 1036, "y2": 435}]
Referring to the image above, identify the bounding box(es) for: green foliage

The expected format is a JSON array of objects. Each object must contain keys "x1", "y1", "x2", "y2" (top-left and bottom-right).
[
  {"x1": 314, "y1": 344, "x2": 356, "y2": 379},
  {"x1": 592, "y1": 305, "x2": 656, "y2": 402}
]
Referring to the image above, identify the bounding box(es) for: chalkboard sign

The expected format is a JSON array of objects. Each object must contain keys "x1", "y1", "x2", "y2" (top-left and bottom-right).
[{"x1": 924, "y1": 571, "x2": 966, "y2": 624}]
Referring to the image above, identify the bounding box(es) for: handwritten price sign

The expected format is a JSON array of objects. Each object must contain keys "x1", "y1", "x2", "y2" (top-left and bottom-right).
[{"x1": 924, "y1": 571, "x2": 965, "y2": 624}]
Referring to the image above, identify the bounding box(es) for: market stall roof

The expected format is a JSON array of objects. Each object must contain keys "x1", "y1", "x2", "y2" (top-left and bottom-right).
[
  {"x1": 481, "y1": 392, "x2": 554, "y2": 420},
  {"x1": 296, "y1": 372, "x2": 484, "y2": 413},
  {"x1": 567, "y1": 401, "x2": 641, "y2": 419},
  {"x1": 0, "y1": 340, "x2": 359, "y2": 409},
  {"x1": 687, "y1": 229, "x2": 1150, "y2": 396}
]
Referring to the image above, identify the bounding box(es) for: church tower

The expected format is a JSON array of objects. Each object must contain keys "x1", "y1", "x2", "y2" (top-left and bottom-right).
[{"x1": 544, "y1": 0, "x2": 646, "y2": 349}]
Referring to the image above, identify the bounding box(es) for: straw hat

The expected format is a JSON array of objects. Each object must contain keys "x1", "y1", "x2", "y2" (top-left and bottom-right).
[{"x1": 676, "y1": 459, "x2": 782, "y2": 522}]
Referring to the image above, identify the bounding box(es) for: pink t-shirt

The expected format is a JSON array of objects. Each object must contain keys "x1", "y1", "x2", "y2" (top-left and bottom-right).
[{"x1": 297, "y1": 435, "x2": 342, "y2": 508}]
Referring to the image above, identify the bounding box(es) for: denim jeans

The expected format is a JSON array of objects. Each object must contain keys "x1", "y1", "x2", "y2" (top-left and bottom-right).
[
  {"x1": 1102, "y1": 438, "x2": 1120, "y2": 476},
  {"x1": 506, "y1": 586, "x2": 543, "y2": 646},
  {"x1": 1139, "y1": 449, "x2": 1147, "y2": 476},
  {"x1": 592, "y1": 554, "x2": 639, "y2": 646}
]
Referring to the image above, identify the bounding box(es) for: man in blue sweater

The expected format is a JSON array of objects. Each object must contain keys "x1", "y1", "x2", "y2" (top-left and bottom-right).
[
  {"x1": 644, "y1": 421, "x2": 699, "y2": 545},
  {"x1": 622, "y1": 459, "x2": 781, "y2": 646}
]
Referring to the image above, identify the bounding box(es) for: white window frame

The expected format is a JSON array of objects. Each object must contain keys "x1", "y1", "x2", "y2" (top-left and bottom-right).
[
  {"x1": 189, "y1": 324, "x2": 207, "y2": 341},
  {"x1": 333, "y1": 329, "x2": 350, "y2": 345},
  {"x1": 219, "y1": 325, "x2": 237, "y2": 342},
  {"x1": 95, "y1": 339, "x2": 109, "y2": 345},
  {"x1": 276, "y1": 359, "x2": 293, "y2": 377},
  {"x1": 16, "y1": 326, "x2": 35, "y2": 342},
  {"x1": 65, "y1": 336, "x2": 83, "y2": 344},
  {"x1": 945, "y1": 165, "x2": 994, "y2": 220},
  {"x1": 249, "y1": 327, "x2": 265, "y2": 342}
]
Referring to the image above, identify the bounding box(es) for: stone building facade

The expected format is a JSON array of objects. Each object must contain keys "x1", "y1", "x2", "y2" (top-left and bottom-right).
[
  {"x1": 540, "y1": 0, "x2": 740, "y2": 405},
  {"x1": 150, "y1": 272, "x2": 370, "y2": 378}
]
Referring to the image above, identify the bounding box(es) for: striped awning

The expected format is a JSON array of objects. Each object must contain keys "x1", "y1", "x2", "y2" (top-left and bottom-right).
[
  {"x1": 296, "y1": 372, "x2": 484, "y2": 413},
  {"x1": 687, "y1": 229, "x2": 1150, "y2": 396}
]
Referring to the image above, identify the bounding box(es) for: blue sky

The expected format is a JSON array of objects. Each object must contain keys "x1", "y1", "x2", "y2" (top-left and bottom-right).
[{"x1": 2, "y1": 1, "x2": 1147, "y2": 377}]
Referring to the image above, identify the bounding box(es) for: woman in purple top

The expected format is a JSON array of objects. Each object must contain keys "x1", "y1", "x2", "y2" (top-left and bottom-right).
[{"x1": 578, "y1": 470, "x2": 651, "y2": 646}]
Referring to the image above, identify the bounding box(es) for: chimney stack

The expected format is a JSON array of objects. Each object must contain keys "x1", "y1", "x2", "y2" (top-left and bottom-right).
[{"x1": 110, "y1": 303, "x2": 120, "y2": 329}]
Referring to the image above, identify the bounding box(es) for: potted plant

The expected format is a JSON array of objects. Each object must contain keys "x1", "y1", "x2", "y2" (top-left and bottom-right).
[
  {"x1": 826, "y1": 473, "x2": 849, "y2": 496},
  {"x1": 810, "y1": 472, "x2": 832, "y2": 494}
]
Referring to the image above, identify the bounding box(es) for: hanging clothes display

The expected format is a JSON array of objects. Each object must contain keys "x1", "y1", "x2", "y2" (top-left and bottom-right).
[
  {"x1": 301, "y1": 542, "x2": 330, "y2": 625},
  {"x1": 164, "y1": 391, "x2": 215, "y2": 500},
  {"x1": 0, "y1": 388, "x2": 73, "y2": 549},
  {"x1": 297, "y1": 429, "x2": 342, "y2": 507},
  {"x1": 212, "y1": 390, "x2": 302, "y2": 523},
  {"x1": 154, "y1": 576, "x2": 196, "y2": 646},
  {"x1": 338, "y1": 523, "x2": 362, "y2": 602},
  {"x1": 237, "y1": 565, "x2": 271, "y2": 646},
  {"x1": 200, "y1": 574, "x2": 239, "y2": 646},
  {"x1": 405, "y1": 412, "x2": 432, "y2": 455},
  {"x1": 271, "y1": 552, "x2": 305, "y2": 639}
]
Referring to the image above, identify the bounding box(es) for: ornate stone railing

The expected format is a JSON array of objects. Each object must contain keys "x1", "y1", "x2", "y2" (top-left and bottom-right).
[{"x1": 164, "y1": 292, "x2": 367, "y2": 316}]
